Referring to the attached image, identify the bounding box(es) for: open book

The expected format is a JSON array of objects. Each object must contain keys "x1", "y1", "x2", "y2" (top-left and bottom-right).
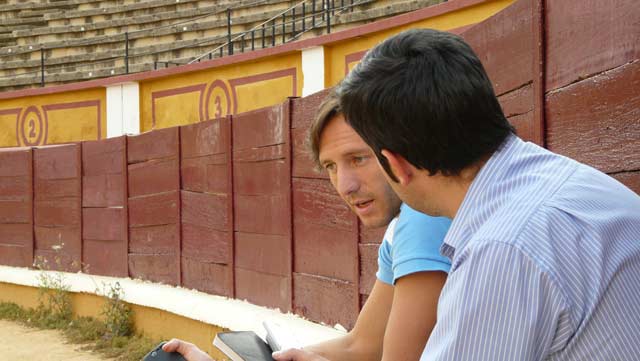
[{"x1": 213, "y1": 321, "x2": 300, "y2": 361}]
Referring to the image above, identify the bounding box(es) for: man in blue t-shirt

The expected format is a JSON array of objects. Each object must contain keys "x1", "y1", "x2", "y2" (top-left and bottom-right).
[{"x1": 163, "y1": 93, "x2": 451, "y2": 361}]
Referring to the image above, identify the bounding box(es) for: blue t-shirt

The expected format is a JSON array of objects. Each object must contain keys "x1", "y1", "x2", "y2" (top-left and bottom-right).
[{"x1": 376, "y1": 203, "x2": 451, "y2": 285}]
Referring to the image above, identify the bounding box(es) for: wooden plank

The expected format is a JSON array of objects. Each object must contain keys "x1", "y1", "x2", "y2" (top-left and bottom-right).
[
  {"x1": 34, "y1": 144, "x2": 80, "y2": 180},
  {"x1": 611, "y1": 171, "x2": 640, "y2": 195},
  {"x1": 182, "y1": 257, "x2": 232, "y2": 296},
  {"x1": 82, "y1": 239, "x2": 128, "y2": 277},
  {"x1": 292, "y1": 178, "x2": 355, "y2": 231},
  {"x1": 0, "y1": 244, "x2": 31, "y2": 268},
  {"x1": 82, "y1": 208, "x2": 126, "y2": 241},
  {"x1": 293, "y1": 221, "x2": 358, "y2": 282},
  {"x1": 128, "y1": 157, "x2": 179, "y2": 198},
  {"x1": 508, "y1": 111, "x2": 534, "y2": 143},
  {"x1": 232, "y1": 105, "x2": 285, "y2": 150},
  {"x1": 34, "y1": 199, "x2": 80, "y2": 226},
  {"x1": 498, "y1": 83, "x2": 533, "y2": 118},
  {"x1": 293, "y1": 272, "x2": 358, "y2": 330},
  {"x1": 129, "y1": 224, "x2": 179, "y2": 254},
  {"x1": 233, "y1": 159, "x2": 288, "y2": 195},
  {"x1": 291, "y1": 127, "x2": 325, "y2": 179},
  {"x1": 181, "y1": 155, "x2": 228, "y2": 193},
  {"x1": 546, "y1": 61, "x2": 640, "y2": 174},
  {"x1": 33, "y1": 249, "x2": 81, "y2": 272},
  {"x1": 545, "y1": 0, "x2": 640, "y2": 91},
  {"x1": 34, "y1": 178, "x2": 80, "y2": 200},
  {"x1": 233, "y1": 194, "x2": 289, "y2": 235},
  {"x1": 235, "y1": 232, "x2": 290, "y2": 276},
  {"x1": 82, "y1": 173, "x2": 125, "y2": 208},
  {"x1": 127, "y1": 127, "x2": 179, "y2": 164},
  {"x1": 233, "y1": 144, "x2": 286, "y2": 163},
  {"x1": 0, "y1": 176, "x2": 30, "y2": 199},
  {"x1": 359, "y1": 243, "x2": 380, "y2": 295},
  {"x1": 290, "y1": 88, "x2": 332, "y2": 129},
  {"x1": 0, "y1": 223, "x2": 32, "y2": 246},
  {"x1": 82, "y1": 136, "x2": 126, "y2": 176},
  {"x1": 180, "y1": 118, "x2": 227, "y2": 158},
  {"x1": 128, "y1": 253, "x2": 180, "y2": 285},
  {"x1": 34, "y1": 226, "x2": 81, "y2": 252},
  {"x1": 128, "y1": 191, "x2": 180, "y2": 227},
  {"x1": 181, "y1": 190, "x2": 228, "y2": 230},
  {"x1": 181, "y1": 223, "x2": 229, "y2": 263},
  {"x1": 359, "y1": 226, "x2": 385, "y2": 244},
  {"x1": 235, "y1": 267, "x2": 291, "y2": 312},
  {"x1": 0, "y1": 200, "x2": 30, "y2": 223},
  {"x1": 462, "y1": 0, "x2": 533, "y2": 95},
  {"x1": 0, "y1": 148, "x2": 31, "y2": 177}
]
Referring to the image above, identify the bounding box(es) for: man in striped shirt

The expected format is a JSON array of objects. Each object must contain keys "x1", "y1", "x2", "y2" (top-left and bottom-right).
[{"x1": 333, "y1": 28, "x2": 640, "y2": 360}]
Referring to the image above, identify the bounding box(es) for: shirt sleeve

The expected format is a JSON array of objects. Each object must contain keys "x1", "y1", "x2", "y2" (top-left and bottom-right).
[
  {"x1": 376, "y1": 218, "x2": 397, "y2": 285},
  {"x1": 422, "y1": 241, "x2": 572, "y2": 361},
  {"x1": 391, "y1": 204, "x2": 452, "y2": 283}
]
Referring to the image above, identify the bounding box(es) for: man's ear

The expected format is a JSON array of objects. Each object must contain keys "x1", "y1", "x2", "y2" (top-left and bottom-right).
[{"x1": 381, "y1": 149, "x2": 413, "y2": 186}]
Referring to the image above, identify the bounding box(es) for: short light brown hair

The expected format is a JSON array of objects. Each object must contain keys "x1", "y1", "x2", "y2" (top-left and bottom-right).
[{"x1": 308, "y1": 91, "x2": 341, "y2": 171}]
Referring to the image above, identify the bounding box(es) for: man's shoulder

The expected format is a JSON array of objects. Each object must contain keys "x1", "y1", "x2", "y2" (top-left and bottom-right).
[{"x1": 394, "y1": 204, "x2": 451, "y2": 245}]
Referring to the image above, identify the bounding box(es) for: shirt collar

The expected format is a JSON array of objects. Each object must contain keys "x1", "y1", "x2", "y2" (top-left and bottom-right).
[{"x1": 441, "y1": 134, "x2": 522, "y2": 257}]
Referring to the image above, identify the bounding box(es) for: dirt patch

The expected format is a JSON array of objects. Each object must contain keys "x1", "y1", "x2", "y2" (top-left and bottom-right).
[{"x1": 0, "y1": 319, "x2": 114, "y2": 361}]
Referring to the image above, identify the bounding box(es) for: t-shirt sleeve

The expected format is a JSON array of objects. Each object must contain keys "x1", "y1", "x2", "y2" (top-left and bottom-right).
[
  {"x1": 376, "y1": 218, "x2": 397, "y2": 285},
  {"x1": 391, "y1": 204, "x2": 452, "y2": 283}
]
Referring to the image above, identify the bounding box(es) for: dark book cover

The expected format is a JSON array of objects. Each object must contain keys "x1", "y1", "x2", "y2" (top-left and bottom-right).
[{"x1": 214, "y1": 331, "x2": 275, "y2": 361}]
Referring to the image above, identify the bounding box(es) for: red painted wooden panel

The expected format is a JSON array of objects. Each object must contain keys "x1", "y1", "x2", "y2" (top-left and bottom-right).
[
  {"x1": 182, "y1": 257, "x2": 232, "y2": 296},
  {"x1": 182, "y1": 223, "x2": 229, "y2": 263},
  {"x1": 290, "y1": 88, "x2": 332, "y2": 129},
  {"x1": 293, "y1": 272, "x2": 358, "y2": 329},
  {"x1": 546, "y1": 61, "x2": 640, "y2": 174},
  {"x1": 0, "y1": 224, "x2": 32, "y2": 246},
  {"x1": 83, "y1": 173, "x2": 125, "y2": 208},
  {"x1": 128, "y1": 158, "x2": 180, "y2": 198},
  {"x1": 128, "y1": 191, "x2": 180, "y2": 227},
  {"x1": 235, "y1": 267, "x2": 291, "y2": 311},
  {"x1": 0, "y1": 176, "x2": 30, "y2": 199},
  {"x1": 180, "y1": 118, "x2": 228, "y2": 158},
  {"x1": 293, "y1": 220, "x2": 358, "y2": 282},
  {"x1": 462, "y1": 0, "x2": 533, "y2": 95},
  {"x1": 232, "y1": 105, "x2": 286, "y2": 150},
  {"x1": 34, "y1": 249, "x2": 81, "y2": 272},
  {"x1": 359, "y1": 243, "x2": 379, "y2": 295},
  {"x1": 181, "y1": 155, "x2": 228, "y2": 194},
  {"x1": 235, "y1": 232, "x2": 290, "y2": 276},
  {"x1": 0, "y1": 200, "x2": 30, "y2": 223},
  {"x1": 34, "y1": 226, "x2": 81, "y2": 251},
  {"x1": 82, "y1": 136, "x2": 126, "y2": 176},
  {"x1": 508, "y1": 111, "x2": 534, "y2": 143},
  {"x1": 233, "y1": 144, "x2": 286, "y2": 163},
  {"x1": 498, "y1": 83, "x2": 533, "y2": 118},
  {"x1": 34, "y1": 199, "x2": 80, "y2": 226},
  {"x1": 34, "y1": 144, "x2": 80, "y2": 180},
  {"x1": 82, "y1": 208, "x2": 126, "y2": 241},
  {"x1": 83, "y1": 239, "x2": 127, "y2": 277},
  {"x1": 129, "y1": 223, "x2": 179, "y2": 254},
  {"x1": 359, "y1": 226, "x2": 385, "y2": 245},
  {"x1": 612, "y1": 172, "x2": 640, "y2": 195},
  {"x1": 0, "y1": 148, "x2": 31, "y2": 177},
  {"x1": 0, "y1": 244, "x2": 30, "y2": 267},
  {"x1": 127, "y1": 127, "x2": 179, "y2": 164},
  {"x1": 181, "y1": 190, "x2": 228, "y2": 230},
  {"x1": 292, "y1": 178, "x2": 355, "y2": 231},
  {"x1": 233, "y1": 160, "x2": 288, "y2": 195},
  {"x1": 233, "y1": 194, "x2": 289, "y2": 235},
  {"x1": 291, "y1": 127, "x2": 324, "y2": 179},
  {"x1": 35, "y1": 178, "x2": 80, "y2": 200},
  {"x1": 128, "y1": 253, "x2": 180, "y2": 285},
  {"x1": 545, "y1": 0, "x2": 640, "y2": 91}
]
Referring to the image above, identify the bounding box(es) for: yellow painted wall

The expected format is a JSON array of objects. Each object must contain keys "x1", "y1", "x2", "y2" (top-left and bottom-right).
[
  {"x1": 139, "y1": 53, "x2": 302, "y2": 133},
  {"x1": 0, "y1": 88, "x2": 107, "y2": 147},
  {"x1": 0, "y1": 282, "x2": 228, "y2": 359},
  {"x1": 325, "y1": 0, "x2": 514, "y2": 87}
]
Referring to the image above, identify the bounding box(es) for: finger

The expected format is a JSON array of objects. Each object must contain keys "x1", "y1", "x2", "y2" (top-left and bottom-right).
[
  {"x1": 162, "y1": 339, "x2": 181, "y2": 352},
  {"x1": 272, "y1": 348, "x2": 300, "y2": 360}
]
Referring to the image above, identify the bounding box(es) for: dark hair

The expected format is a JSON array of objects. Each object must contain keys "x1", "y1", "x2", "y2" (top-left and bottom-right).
[
  {"x1": 307, "y1": 91, "x2": 341, "y2": 171},
  {"x1": 338, "y1": 28, "x2": 514, "y2": 180}
]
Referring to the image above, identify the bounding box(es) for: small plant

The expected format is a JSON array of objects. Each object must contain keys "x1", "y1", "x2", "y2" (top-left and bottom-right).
[
  {"x1": 97, "y1": 281, "x2": 134, "y2": 339},
  {"x1": 33, "y1": 253, "x2": 73, "y2": 328}
]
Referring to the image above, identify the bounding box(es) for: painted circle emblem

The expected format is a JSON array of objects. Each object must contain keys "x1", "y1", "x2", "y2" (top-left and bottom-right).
[
  {"x1": 205, "y1": 79, "x2": 231, "y2": 120},
  {"x1": 19, "y1": 106, "x2": 46, "y2": 146}
]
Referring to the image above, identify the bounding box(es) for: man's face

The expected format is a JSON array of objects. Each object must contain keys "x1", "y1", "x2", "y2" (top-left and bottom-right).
[{"x1": 318, "y1": 114, "x2": 402, "y2": 227}]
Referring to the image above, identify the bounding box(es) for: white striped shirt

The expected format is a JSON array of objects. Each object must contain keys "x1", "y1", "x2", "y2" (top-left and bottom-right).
[{"x1": 422, "y1": 135, "x2": 640, "y2": 360}]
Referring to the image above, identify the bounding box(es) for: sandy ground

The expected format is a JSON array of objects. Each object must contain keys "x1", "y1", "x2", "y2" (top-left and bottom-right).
[{"x1": 0, "y1": 319, "x2": 114, "y2": 361}]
